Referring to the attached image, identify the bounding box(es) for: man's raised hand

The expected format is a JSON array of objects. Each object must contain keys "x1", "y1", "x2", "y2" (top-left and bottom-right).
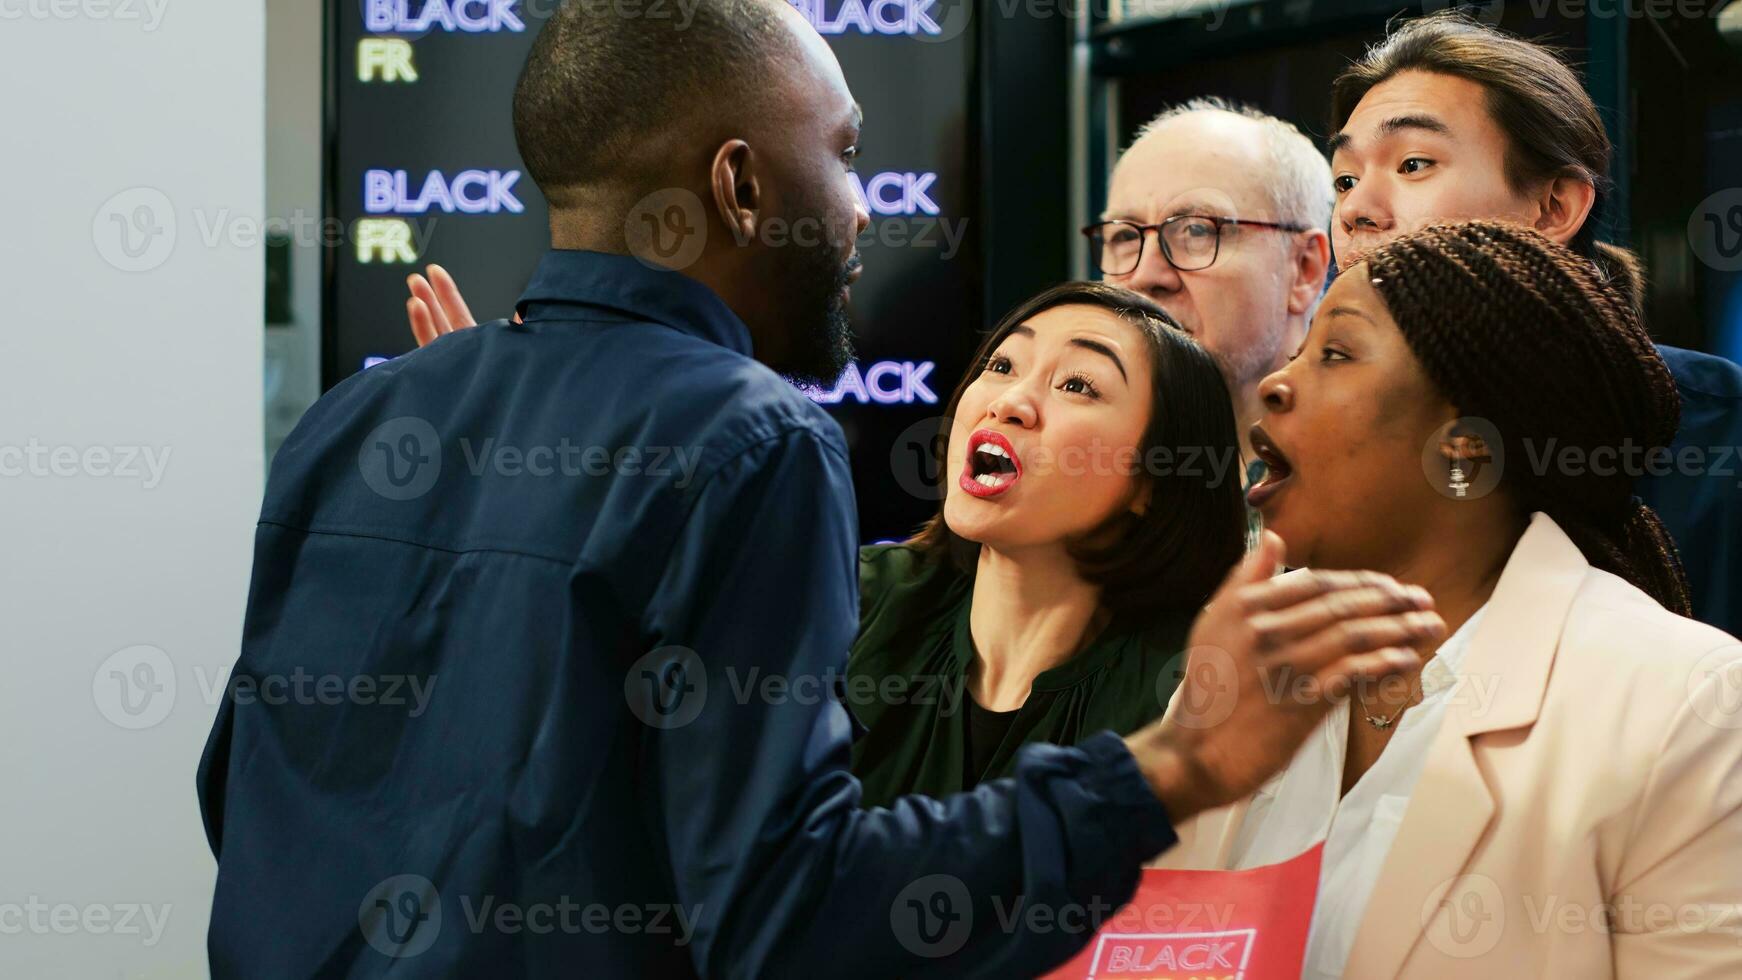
[
  {"x1": 1125, "y1": 530, "x2": 1444, "y2": 822},
  {"x1": 406, "y1": 264, "x2": 489, "y2": 347}
]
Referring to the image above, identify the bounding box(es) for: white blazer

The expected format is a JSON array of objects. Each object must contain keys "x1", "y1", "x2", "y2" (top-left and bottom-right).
[{"x1": 1151, "y1": 512, "x2": 1742, "y2": 979}]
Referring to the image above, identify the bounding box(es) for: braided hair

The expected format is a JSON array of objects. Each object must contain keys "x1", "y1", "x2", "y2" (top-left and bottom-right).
[{"x1": 1361, "y1": 221, "x2": 1691, "y2": 616}]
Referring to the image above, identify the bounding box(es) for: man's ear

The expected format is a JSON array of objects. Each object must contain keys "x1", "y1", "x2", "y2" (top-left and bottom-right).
[
  {"x1": 709, "y1": 140, "x2": 760, "y2": 244},
  {"x1": 1533, "y1": 175, "x2": 1596, "y2": 247},
  {"x1": 1285, "y1": 229, "x2": 1332, "y2": 317}
]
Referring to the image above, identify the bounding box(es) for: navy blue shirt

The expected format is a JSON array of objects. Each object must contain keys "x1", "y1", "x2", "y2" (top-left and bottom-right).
[
  {"x1": 1638, "y1": 345, "x2": 1742, "y2": 637},
  {"x1": 197, "y1": 250, "x2": 1177, "y2": 978}
]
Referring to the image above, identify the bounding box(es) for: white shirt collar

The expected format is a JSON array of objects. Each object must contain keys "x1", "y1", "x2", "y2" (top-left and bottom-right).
[{"x1": 1419, "y1": 602, "x2": 1489, "y2": 700}]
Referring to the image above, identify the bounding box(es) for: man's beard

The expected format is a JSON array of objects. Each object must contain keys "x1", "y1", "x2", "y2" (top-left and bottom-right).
[
  {"x1": 768, "y1": 203, "x2": 861, "y2": 387},
  {"x1": 1222, "y1": 332, "x2": 1288, "y2": 393}
]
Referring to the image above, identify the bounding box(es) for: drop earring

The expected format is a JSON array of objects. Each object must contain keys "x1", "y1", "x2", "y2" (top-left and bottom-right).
[{"x1": 1450, "y1": 460, "x2": 1469, "y2": 498}]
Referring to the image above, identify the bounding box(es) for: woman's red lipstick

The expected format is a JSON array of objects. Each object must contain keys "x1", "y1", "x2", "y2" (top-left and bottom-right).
[{"x1": 960, "y1": 429, "x2": 1022, "y2": 498}]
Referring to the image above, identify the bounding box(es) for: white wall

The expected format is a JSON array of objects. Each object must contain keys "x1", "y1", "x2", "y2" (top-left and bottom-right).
[
  {"x1": 265, "y1": 0, "x2": 324, "y2": 462},
  {"x1": 0, "y1": 2, "x2": 265, "y2": 976}
]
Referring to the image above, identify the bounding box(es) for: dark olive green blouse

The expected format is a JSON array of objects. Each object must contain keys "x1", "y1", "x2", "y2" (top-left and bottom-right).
[{"x1": 846, "y1": 543, "x2": 1194, "y2": 810}]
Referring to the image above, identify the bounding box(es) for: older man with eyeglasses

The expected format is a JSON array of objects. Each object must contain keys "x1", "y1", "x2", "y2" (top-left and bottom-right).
[{"x1": 1084, "y1": 96, "x2": 1334, "y2": 471}]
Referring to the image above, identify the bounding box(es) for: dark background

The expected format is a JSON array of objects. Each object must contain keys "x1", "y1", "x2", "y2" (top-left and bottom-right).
[{"x1": 325, "y1": 3, "x2": 553, "y2": 383}]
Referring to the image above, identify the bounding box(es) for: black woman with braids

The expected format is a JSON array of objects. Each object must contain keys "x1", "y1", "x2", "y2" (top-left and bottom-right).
[
  {"x1": 1325, "y1": 10, "x2": 1742, "y2": 637},
  {"x1": 1154, "y1": 222, "x2": 1742, "y2": 980}
]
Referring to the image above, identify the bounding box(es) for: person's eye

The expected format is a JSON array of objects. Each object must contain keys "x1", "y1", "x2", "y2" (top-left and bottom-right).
[
  {"x1": 1320, "y1": 346, "x2": 1351, "y2": 364},
  {"x1": 842, "y1": 146, "x2": 860, "y2": 170},
  {"x1": 1399, "y1": 157, "x2": 1434, "y2": 175},
  {"x1": 1332, "y1": 174, "x2": 1357, "y2": 194},
  {"x1": 1180, "y1": 218, "x2": 1217, "y2": 238},
  {"x1": 984, "y1": 353, "x2": 1013, "y2": 375},
  {"x1": 1060, "y1": 372, "x2": 1101, "y2": 398}
]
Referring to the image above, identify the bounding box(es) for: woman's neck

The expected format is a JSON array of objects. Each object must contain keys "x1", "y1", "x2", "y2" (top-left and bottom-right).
[
  {"x1": 1375, "y1": 507, "x2": 1527, "y2": 653},
  {"x1": 1336, "y1": 507, "x2": 1527, "y2": 798},
  {"x1": 967, "y1": 545, "x2": 1106, "y2": 712}
]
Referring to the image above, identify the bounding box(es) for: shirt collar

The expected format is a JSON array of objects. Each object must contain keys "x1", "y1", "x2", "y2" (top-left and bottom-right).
[
  {"x1": 1420, "y1": 601, "x2": 1490, "y2": 698},
  {"x1": 514, "y1": 249, "x2": 754, "y2": 358}
]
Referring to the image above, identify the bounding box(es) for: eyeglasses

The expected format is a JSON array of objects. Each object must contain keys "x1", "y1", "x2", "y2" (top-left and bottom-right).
[{"x1": 1081, "y1": 215, "x2": 1312, "y2": 276}]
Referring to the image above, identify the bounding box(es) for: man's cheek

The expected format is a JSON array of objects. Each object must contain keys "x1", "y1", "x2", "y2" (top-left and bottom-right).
[
  {"x1": 1331, "y1": 225, "x2": 1355, "y2": 262},
  {"x1": 1397, "y1": 191, "x2": 1485, "y2": 234},
  {"x1": 1153, "y1": 284, "x2": 1198, "y2": 335}
]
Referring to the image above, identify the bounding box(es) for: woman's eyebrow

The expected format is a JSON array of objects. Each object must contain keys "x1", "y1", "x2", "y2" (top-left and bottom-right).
[
  {"x1": 1068, "y1": 337, "x2": 1127, "y2": 382},
  {"x1": 1326, "y1": 305, "x2": 1379, "y2": 326}
]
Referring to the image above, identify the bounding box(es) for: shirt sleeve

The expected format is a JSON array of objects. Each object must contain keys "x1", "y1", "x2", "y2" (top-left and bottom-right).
[{"x1": 640, "y1": 424, "x2": 1179, "y2": 979}]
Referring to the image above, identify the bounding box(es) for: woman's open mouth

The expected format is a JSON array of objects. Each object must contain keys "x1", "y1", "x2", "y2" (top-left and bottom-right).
[
  {"x1": 1245, "y1": 424, "x2": 1294, "y2": 510},
  {"x1": 960, "y1": 429, "x2": 1022, "y2": 498}
]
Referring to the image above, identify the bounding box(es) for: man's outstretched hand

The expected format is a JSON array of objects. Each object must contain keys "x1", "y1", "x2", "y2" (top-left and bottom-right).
[
  {"x1": 407, "y1": 264, "x2": 508, "y2": 347},
  {"x1": 1126, "y1": 530, "x2": 1443, "y2": 823}
]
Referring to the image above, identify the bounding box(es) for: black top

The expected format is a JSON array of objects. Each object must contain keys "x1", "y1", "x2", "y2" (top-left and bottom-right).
[
  {"x1": 848, "y1": 543, "x2": 1196, "y2": 809},
  {"x1": 965, "y1": 696, "x2": 1022, "y2": 789}
]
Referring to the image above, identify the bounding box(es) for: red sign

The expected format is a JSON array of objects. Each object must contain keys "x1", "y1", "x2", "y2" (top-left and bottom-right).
[{"x1": 1043, "y1": 843, "x2": 1324, "y2": 980}]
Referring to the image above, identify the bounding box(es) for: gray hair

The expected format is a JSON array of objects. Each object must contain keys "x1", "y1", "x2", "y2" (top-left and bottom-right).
[{"x1": 1132, "y1": 96, "x2": 1333, "y2": 233}]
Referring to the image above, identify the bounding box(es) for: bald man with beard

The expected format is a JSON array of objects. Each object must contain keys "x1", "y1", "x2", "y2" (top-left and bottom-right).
[{"x1": 199, "y1": 2, "x2": 1443, "y2": 977}]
